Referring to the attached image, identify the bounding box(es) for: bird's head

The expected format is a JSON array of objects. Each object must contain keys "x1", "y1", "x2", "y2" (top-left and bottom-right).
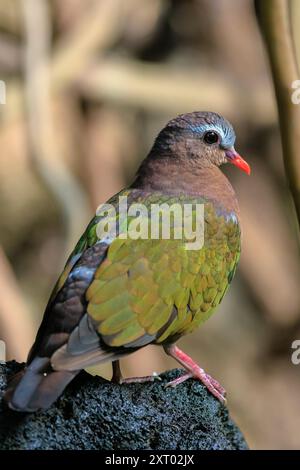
[{"x1": 151, "y1": 111, "x2": 250, "y2": 175}]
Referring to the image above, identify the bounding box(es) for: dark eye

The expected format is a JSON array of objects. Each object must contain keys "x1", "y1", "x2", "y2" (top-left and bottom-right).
[{"x1": 203, "y1": 131, "x2": 219, "y2": 145}]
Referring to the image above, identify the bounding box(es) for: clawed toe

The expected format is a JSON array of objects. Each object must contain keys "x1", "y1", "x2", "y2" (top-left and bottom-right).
[
  {"x1": 205, "y1": 373, "x2": 226, "y2": 397},
  {"x1": 164, "y1": 369, "x2": 226, "y2": 404},
  {"x1": 117, "y1": 373, "x2": 162, "y2": 385},
  {"x1": 165, "y1": 372, "x2": 193, "y2": 388}
]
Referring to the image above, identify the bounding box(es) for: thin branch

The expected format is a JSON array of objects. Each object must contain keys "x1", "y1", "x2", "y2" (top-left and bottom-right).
[
  {"x1": 255, "y1": 0, "x2": 300, "y2": 232},
  {"x1": 51, "y1": 0, "x2": 124, "y2": 89}
]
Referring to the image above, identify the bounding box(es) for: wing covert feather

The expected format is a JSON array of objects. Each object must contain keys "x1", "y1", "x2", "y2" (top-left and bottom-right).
[{"x1": 50, "y1": 189, "x2": 241, "y2": 370}]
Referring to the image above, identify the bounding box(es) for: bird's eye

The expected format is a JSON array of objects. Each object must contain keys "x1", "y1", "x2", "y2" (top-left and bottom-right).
[{"x1": 203, "y1": 131, "x2": 219, "y2": 145}]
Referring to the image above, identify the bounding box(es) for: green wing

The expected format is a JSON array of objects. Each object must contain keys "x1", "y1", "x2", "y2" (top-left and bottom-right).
[
  {"x1": 86, "y1": 191, "x2": 240, "y2": 346},
  {"x1": 51, "y1": 189, "x2": 240, "y2": 370}
]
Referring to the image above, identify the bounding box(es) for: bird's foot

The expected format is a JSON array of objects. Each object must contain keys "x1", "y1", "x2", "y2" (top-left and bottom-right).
[
  {"x1": 117, "y1": 372, "x2": 162, "y2": 385},
  {"x1": 163, "y1": 344, "x2": 226, "y2": 405},
  {"x1": 165, "y1": 369, "x2": 226, "y2": 404},
  {"x1": 111, "y1": 361, "x2": 161, "y2": 384}
]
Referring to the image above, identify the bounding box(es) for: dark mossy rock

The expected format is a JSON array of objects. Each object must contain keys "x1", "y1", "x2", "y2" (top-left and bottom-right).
[{"x1": 0, "y1": 361, "x2": 247, "y2": 450}]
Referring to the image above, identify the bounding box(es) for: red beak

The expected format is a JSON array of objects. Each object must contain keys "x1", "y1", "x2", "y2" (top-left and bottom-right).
[{"x1": 225, "y1": 148, "x2": 251, "y2": 175}]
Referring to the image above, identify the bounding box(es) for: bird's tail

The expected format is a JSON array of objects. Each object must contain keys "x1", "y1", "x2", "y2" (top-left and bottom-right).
[{"x1": 4, "y1": 357, "x2": 78, "y2": 412}]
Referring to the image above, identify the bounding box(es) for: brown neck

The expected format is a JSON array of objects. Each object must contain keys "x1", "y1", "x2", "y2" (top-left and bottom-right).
[{"x1": 131, "y1": 157, "x2": 240, "y2": 215}]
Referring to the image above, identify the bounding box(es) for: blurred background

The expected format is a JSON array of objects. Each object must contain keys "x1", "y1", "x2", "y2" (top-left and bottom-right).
[{"x1": 0, "y1": 0, "x2": 300, "y2": 450}]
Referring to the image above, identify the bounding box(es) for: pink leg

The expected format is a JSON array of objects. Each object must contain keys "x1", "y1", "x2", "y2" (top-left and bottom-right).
[
  {"x1": 163, "y1": 344, "x2": 226, "y2": 404},
  {"x1": 111, "y1": 360, "x2": 161, "y2": 384}
]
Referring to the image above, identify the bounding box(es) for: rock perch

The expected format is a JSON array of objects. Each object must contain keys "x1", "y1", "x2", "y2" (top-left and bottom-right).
[{"x1": 0, "y1": 361, "x2": 248, "y2": 450}]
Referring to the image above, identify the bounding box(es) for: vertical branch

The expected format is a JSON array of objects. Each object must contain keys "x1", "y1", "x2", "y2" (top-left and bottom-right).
[
  {"x1": 255, "y1": 0, "x2": 300, "y2": 232},
  {"x1": 21, "y1": 0, "x2": 90, "y2": 252},
  {"x1": 291, "y1": 0, "x2": 300, "y2": 68}
]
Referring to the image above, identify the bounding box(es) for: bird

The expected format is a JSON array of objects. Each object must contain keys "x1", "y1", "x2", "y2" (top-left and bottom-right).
[{"x1": 5, "y1": 111, "x2": 250, "y2": 412}]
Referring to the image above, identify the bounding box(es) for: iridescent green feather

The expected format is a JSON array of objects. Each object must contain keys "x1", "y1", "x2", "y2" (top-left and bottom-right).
[{"x1": 76, "y1": 188, "x2": 242, "y2": 348}]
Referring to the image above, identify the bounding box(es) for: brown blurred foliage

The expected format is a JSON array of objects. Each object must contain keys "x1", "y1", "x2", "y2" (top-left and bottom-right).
[{"x1": 0, "y1": 0, "x2": 300, "y2": 449}]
